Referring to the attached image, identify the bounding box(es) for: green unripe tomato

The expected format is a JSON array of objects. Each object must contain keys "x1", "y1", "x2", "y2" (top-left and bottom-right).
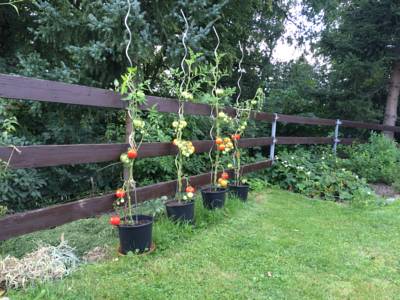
[{"x1": 120, "y1": 153, "x2": 130, "y2": 164}]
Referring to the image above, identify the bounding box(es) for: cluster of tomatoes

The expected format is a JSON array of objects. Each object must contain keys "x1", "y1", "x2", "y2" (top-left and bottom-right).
[
  {"x1": 114, "y1": 188, "x2": 126, "y2": 207},
  {"x1": 216, "y1": 137, "x2": 234, "y2": 154},
  {"x1": 109, "y1": 188, "x2": 127, "y2": 226},
  {"x1": 217, "y1": 171, "x2": 230, "y2": 188},
  {"x1": 231, "y1": 133, "x2": 241, "y2": 141},
  {"x1": 120, "y1": 147, "x2": 138, "y2": 165},
  {"x1": 182, "y1": 185, "x2": 196, "y2": 200},
  {"x1": 217, "y1": 111, "x2": 231, "y2": 123},
  {"x1": 172, "y1": 119, "x2": 188, "y2": 130},
  {"x1": 173, "y1": 139, "x2": 195, "y2": 157}
]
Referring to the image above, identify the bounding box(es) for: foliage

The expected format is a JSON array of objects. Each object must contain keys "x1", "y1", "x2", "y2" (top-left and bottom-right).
[
  {"x1": 0, "y1": 1, "x2": 292, "y2": 210},
  {"x1": 112, "y1": 67, "x2": 151, "y2": 225},
  {"x1": 340, "y1": 133, "x2": 400, "y2": 184},
  {"x1": 0, "y1": 102, "x2": 47, "y2": 212},
  {"x1": 231, "y1": 87, "x2": 265, "y2": 185},
  {"x1": 393, "y1": 178, "x2": 400, "y2": 193},
  {"x1": 267, "y1": 147, "x2": 375, "y2": 203},
  {"x1": 0, "y1": 205, "x2": 7, "y2": 217},
  {"x1": 6, "y1": 189, "x2": 400, "y2": 299},
  {"x1": 301, "y1": 0, "x2": 400, "y2": 123},
  {"x1": 167, "y1": 44, "x2": 205, "y2": 201}
]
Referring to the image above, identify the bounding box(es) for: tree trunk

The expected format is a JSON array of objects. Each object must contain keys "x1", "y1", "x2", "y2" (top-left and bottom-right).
[{"x1": 383, "y1": 61, "x2": 400, "y2": 138}]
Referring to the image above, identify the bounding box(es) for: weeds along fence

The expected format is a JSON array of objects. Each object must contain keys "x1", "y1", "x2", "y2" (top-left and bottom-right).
[{"x1": 0, "y1": 74, "x2": 399, "y2": 241}]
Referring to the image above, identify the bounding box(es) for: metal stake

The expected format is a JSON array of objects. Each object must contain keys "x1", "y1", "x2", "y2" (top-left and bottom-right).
[
  {"x1": 269, "y1": 113, "x2": 278, "y2": 161},
  {"x1": 333, "y1": 119, "x2": 341, "y2": 154}
]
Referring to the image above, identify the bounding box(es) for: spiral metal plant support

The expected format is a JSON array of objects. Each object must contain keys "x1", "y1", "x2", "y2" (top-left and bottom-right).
[
  {"x1": 124, "y1": 0, "x2": 133, "y2": 68},
  {"x1": 174, "y1": 9, "x2": 190, "y2": 198},
  {"x1": 124, "y1": 0, "x2": 138, "y2": 222},
  {"x1": 233, "y1": 41, "x2": 245, "y2": 183},
  {"x1": 208, "y1": 26, "x2": 221, "y2": 187},
  {"x1": 235, "y1": 41, "x2": 244, "y2": 107}
]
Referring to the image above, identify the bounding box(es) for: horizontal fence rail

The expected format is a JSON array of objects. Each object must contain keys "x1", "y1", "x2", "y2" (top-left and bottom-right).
[
  {"x1": 1, "y1": 74, "x2": 399, "y2": 132},
  {"x1": 0, "y1": 160, "x2": 272, "y2": 241},
  {"x1": 0, "y1": 137, "x2": 356, "y2": 169}
]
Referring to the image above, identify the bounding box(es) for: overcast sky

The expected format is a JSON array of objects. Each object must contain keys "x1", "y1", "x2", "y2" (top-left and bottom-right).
[{"x1": 272, "y1": 3, "x2": 320, "y2": 63}]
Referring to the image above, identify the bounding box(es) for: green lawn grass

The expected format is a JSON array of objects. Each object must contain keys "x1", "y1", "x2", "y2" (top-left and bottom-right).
[{"x1": 3, "y1": 188, "x2": 400, "y2": 299}]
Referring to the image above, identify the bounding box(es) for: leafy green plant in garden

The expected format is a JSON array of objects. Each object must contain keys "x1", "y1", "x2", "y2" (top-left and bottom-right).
[
  {"x1": 392, "y1": 176, "x2": 400, "y2": 193},
  {"x1": 0, "y1": 102, "x2": 46, "y2": 212},
  {"x1": 267, "y1": 147, "x2": 375, "y2": 203},
  {"x1": 111, "y1": 67, "x2": 151, "y2": 225},
  {"x1": 203, "y1": 28, "x2": 236, "y2": 190},
  {"x1": 230, "y1": 87, "x2": 264, "y2": 186},
  {"x1": 165, "y1": 46, "x2": 203, "y2": 201},
  {"x1": 340, "y1": 133, "x2": 400, "y2": 185}
]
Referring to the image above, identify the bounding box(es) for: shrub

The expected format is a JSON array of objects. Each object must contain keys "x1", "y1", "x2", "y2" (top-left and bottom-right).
[
  {"x1": 267, "y1": 147, "x2": 375, "y2": 203},
  {"x1": 340, "y1": 133, "x2": 400, "y2": 184},
  {"x1": 393, "y1": 178, "x2": 400, "y2": 193},
  {"x1": 0, "y1": 205, "x2": 7, "y2": 217}
]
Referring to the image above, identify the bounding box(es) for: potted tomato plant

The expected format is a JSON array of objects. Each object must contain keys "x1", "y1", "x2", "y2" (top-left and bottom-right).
[
  {"x1": 201, "y1": 28, "x2": 235, "y2": 209},
  {"x1": 229, "y1": 87, "x2": 265, "y2": 201},
  {"x1": 109, "y1": 67, "x2": 154, "y2": 254},
  {"x1": 164, "y1": 47, "x2": 207, "y2": 221}
]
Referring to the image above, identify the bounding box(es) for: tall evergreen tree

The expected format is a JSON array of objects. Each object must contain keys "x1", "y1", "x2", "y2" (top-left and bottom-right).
[{"x1": 303, "y1": 0, "x2": 400, "y2": 138}]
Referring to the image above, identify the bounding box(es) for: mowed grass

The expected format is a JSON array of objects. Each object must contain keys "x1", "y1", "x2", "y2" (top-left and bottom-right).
[{"x1": 3, "y1": 188, "x2": 400, "y2": 299}]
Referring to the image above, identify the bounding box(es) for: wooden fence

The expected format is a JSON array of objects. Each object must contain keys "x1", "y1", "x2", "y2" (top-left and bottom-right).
[{"x1": 0, "y1": 74, "x2": 399, "y2": 241}]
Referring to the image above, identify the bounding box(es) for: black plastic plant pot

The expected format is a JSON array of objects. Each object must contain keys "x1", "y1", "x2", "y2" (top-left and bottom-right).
[
  {"x1": 165, "y1": 200, "x2": 195, "y2": 223},
  {"x1": 229, "y1": 184, "x2": 250, "y2": 201},
  {"x1": 118, "y1": 215, "x2": 153, "y2": 255},
  {"x1": 201, "y1": 187, "x2": 227, "y2": 210}
]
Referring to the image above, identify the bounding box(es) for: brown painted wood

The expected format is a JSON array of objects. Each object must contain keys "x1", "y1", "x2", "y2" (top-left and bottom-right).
[
  {"x1": 277, "y1": 114, "x2": 337, "y2": 126},
  {"x1": 0, "y1": 74, "x2": 271, "y2": 121},
  {"x1": 0, "y1": 74, "x2": 123, "y2": 108},
  {"x1": 276, "y1": 137, "x2": 356, "y2": 145},
  {"x1": 277, "y1": 137, "x2": 333, "y2": 145},
  {"x1": 0, "y1": 160, "x2": 272, "y2": 241},
  {"x1": 0, "y1": 138, "x2": 273, "y2": 169},
  {"x1": 1, "y1": 74, "x2": 399, "y2": 131},
  {"x1": 341, "y1": 120, "x2": 400, "y2": 132}
]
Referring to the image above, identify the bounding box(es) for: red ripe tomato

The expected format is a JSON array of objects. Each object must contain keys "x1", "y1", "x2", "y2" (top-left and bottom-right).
[
  {"x1": 109, "y1": 216, "x2": 120, "y2": 226},
  {"x1": 186, "y1": 186, "x2": 195, "y2": 193},
  {"x1": 221, "y1": 172, "x2": 229, "y2": 180},
  {"x1": 218, "y1": 144, "x2": 225, "y2": 151},
  {"x1": 115, "y1": 189, "x2": 125, "y2": 198},
  {"x1": 127, "y1": 148, "x2": 138, "y2": 159},
  {"x1": 215, "y1": 137, "x2": 223, "y2": 145},
  {"x1": 231, "y1": 134, "x2": 241, "y2": 140}
]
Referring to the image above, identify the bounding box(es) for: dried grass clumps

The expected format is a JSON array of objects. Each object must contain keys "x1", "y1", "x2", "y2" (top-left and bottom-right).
[{"x1": 0, "y1": 240, "x2": 79, "y2": 290}]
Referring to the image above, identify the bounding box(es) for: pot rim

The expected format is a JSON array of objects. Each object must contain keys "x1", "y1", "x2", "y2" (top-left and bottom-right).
[
  {"x1": 201, "y1": 187, "x2": 227, "y2": 194},
  {"x1": 118, "y1": 214, "x2": 153, "y2": 229},
  {"x1": 165, "y1": 199, "x2": 195, "y2": 207}
]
